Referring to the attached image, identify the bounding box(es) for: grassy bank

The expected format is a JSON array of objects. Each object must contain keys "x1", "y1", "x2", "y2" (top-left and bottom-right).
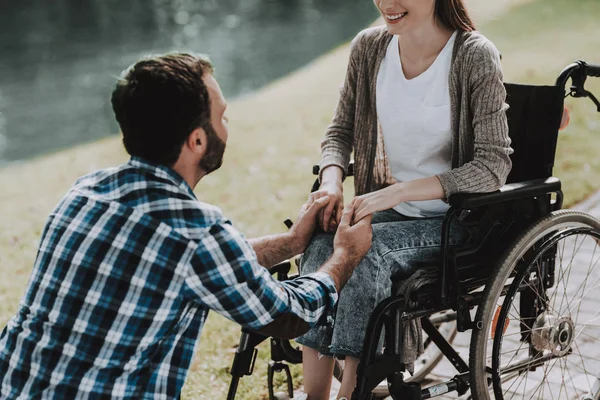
[{"x1": 0, "y1": 0, "x2": 599, "y2": 398}]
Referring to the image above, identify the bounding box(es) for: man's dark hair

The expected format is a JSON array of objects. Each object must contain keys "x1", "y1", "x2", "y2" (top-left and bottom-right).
[{"x1": 111, "y1": 53, "x2": 214, "y2": 166}]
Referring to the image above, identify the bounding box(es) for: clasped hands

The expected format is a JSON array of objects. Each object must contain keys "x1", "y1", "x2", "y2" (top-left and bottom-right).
[
  {"x1": 288, "y1": 181, "x2": 403, "y2": 255},
  {"x1": 309, "y1": 182, "x2": 403, "y2": 233},
  {"x1": 289, "y1": 174, "x2": 442, "y2": 255}
]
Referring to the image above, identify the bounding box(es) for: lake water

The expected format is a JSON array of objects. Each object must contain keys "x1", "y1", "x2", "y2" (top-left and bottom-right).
[{"x1": 0, "y1": 0, "x2": 379, "y2": 165}]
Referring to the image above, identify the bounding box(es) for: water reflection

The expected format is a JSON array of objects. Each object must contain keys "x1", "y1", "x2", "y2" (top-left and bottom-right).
[{"x1": 0, "y1": 0, "x2": 378, "y2": 165}]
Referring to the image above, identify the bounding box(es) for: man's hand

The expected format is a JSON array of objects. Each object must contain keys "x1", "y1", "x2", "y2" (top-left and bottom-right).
[
  {"x1": 309, "y1": 183, "x2": 344, "y2": 233},
  {"x1": 317, "y1": 205, "x2": 372, "y2": 291},
  {"x1": 333, "y1": 205, "x2": 373, "y2": 265},
  {"x1": 289, "y1": 196, "x2": 332, "y2": 254}
]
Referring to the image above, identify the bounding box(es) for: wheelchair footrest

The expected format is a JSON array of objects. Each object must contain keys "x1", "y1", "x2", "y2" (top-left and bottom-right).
[
  {"x1": 388, "y1": 374, "x2": 421, "y2": 400},
  {"x1": 353, "y1": 355, "x2": 406, "y2": 400}
]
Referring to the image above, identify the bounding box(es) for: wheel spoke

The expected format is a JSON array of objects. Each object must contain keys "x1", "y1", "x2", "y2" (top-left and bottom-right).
[
  {"x1": 564, "y1": 357, "x2": 591, "y2": 375},
  {"x1": 528, "y1": 372, "x2": 547, "y2": 400},
  {"x1": 572, "y1": 341, "x2": 593, "y2": 391},
  {"x1": 575, "y1": 237, "x2": 600, "y2": 322},
  {"x1": 489, "y1": 328, "x2": 535, "y2": 341},
  {"x1": 556, "y1": 234, "x2": 582, "y2": 316},
  {"x1": 564, "y1": 356, "x2": 582, "y2": 398},
  {"x1": 526, "y1": 351, "x2": 562, "y2": 400},
  {"x1": 576, "y1": 328, "x2": 600, "y2": 342},
  {"x1": 543, "y1": 355, "x2": 561, "y2": 400},
  {"x1": 505, "y1": 370, "x2": 529, "y2": 399},
  {"x1": 551, "y1": 236, "x2": 568, "y2": 315},
  {"x1": 567, "y1": 275, "x2": 600, "y2": 317},
  {"x1": 574, "y1": 308, "x2": 600, "y2": 342},
  {"x1": 558, "y1": 356, "x2": 569, "y2": 399},
  {"x1": 522, "y1": 275, "x2": 561, "y2": 316}
]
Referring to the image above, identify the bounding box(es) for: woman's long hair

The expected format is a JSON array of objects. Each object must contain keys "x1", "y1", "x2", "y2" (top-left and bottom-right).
[{"x1": 435, "y1": 0, "x2": 476, "y2": 32}]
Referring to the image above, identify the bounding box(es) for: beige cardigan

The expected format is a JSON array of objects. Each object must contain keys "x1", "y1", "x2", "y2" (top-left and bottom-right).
[{"x1": 319, "y1": 26, "x2": 513, "y2": 198}]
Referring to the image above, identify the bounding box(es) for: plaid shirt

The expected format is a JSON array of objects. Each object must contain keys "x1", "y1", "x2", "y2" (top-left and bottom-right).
[{"x1": 0, "y1": 157, "x2": 337, "y2": 399}]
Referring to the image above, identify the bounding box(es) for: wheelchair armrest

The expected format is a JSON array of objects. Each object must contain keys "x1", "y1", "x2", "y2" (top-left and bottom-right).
[
  {"x1": 448, "y1": 177, "x2": 561, "y2": 209},
  {"x1": 312, "y1": 162, "x2": 354, "y2": 177},
  {"x1": 269, "y1": 261, "x2": 292, "y2": 280}
]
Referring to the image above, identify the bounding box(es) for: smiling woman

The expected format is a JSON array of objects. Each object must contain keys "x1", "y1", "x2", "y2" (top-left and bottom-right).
[{"x1": 295, "y1": 0, "x2": 512, "y2": 398}]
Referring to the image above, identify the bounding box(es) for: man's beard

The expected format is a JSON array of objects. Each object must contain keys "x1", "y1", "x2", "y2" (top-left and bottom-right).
[{"x1": 199, "y1": 124, "x2": 226, "y2": 175}]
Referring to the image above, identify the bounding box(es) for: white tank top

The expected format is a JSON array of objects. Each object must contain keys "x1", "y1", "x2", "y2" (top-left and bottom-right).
[{"x1": 376, "y1": 32, "x2": 456, "y2": 218}]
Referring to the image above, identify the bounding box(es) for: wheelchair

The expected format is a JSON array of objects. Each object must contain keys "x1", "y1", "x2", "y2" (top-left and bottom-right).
[{"x1": 227, "y1": 60, "x2": 600, "y2": 400}]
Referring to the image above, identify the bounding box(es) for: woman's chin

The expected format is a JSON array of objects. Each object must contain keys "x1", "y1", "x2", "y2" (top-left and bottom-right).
[
  {"x1": 385, "y1": 24, "x2": 407, "y2": 35},
  {"x1": 383, "y1": 19, "x2": 410, "y2": 35}
]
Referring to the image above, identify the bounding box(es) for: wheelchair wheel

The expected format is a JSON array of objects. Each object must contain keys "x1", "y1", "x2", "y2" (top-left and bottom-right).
[
  {"x1": 333, "y1": 311, "x2": 458, "y2": 397},
  {"x1": 470, "y1": 210, "x2": 600, "y2": 400}
]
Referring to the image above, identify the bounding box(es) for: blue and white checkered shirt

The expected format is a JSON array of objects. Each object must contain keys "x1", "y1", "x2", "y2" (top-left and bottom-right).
[{"x1": 0, "y1": 157, "x2": 337, "y2": 399}]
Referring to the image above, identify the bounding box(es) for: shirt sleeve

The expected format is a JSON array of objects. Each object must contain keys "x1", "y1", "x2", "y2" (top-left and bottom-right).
[{"x1": 183, "y1": 221, "x2": 338, "y2": 331}]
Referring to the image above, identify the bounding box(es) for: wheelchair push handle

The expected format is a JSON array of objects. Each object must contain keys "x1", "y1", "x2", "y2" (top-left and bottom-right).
[
  {"x1": 557, "y1": 60, "x2": 600, "y2": 112},
  {"x1": 587, "y1": 63, "x2": 600, "y2": 78}
]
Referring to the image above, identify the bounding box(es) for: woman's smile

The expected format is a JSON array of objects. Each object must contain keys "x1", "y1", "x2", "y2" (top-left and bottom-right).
[{"x1": 384, "y1": 11, "x2": 408, "y2": 24}]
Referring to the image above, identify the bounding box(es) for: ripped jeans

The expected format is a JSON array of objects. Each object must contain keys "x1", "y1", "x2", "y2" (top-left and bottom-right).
[{"x1": 295, "y1": 208, "x2": 471, "y2": 359}]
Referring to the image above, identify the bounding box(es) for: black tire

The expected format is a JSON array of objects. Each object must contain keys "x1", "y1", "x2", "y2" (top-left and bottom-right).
[{"x1": 470, "y1": 210, "x2": 600, "y2": 399}]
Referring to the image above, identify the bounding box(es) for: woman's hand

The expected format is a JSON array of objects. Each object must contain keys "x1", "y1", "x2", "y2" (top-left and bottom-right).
[
  {"x1": 308, "y1": 182, "x2": 344, "y2": 233},
  {"x1": 351, "y1": 184, "x2": 403, "y2": 222}
]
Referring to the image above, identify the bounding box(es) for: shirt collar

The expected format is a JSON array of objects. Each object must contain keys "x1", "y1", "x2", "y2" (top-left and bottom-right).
[{"x1": 127, "y1": 157, "x2": 197, "y2": 200}]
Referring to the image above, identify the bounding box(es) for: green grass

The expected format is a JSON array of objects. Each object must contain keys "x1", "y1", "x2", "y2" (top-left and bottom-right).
[{"x1": 0, "y1": 0, "x2": 599, "y2": 398}]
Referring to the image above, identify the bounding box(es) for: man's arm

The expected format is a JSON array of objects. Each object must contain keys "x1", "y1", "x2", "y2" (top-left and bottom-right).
[
  {"x1": 184, "y1": 222, "x2": 339, "y2": 338},
  {"x1": 184, "y1": 206, "x2": 372, "y2": 339},
  {"x1": 254, "y1": 248, "x2": 356, "y2": 338},
  {"x1": 248, "y1": 196, "x2": 331, "y2": 268},
  {"x1": 248, "y1": 233, "x2": 297, "y2": 269}
]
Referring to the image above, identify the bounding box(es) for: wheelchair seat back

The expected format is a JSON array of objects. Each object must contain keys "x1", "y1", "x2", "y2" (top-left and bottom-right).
[
  {"x1": 448, "y1": 84, "x2": 566, "y2": 298},
  {"x1": 504, "y1": 83, "x2": 565, "y2": 183}
]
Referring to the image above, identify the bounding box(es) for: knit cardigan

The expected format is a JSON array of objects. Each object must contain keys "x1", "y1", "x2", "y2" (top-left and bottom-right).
[{"x1": 319, "y1": 26, "x2": 513, "y2": 198}]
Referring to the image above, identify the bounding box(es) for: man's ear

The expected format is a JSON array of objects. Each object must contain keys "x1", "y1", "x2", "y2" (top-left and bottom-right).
[{"x1": 185, "y1": 127, "x2": 208, "y2": 158}]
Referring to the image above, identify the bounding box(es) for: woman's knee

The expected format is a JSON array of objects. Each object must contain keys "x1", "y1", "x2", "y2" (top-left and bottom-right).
[{"x1": 299, "y1": 232, "x2": 335, "y2": 274}]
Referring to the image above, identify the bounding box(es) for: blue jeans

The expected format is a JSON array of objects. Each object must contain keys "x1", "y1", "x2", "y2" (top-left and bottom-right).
[{"x1": 296, "y1": 209, "x2": 472, "y2": 359}]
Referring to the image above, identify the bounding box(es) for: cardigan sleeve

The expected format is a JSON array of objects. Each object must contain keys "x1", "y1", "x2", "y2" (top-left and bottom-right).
[
  {"x1": 436, "y1": 39, "x2": 513, "y2": 198},
  {"x1": 318, "y1": 33, "x2": 363, "y2": 182}
]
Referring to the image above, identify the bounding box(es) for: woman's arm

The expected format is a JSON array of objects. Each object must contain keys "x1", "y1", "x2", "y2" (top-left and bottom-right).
[
  {"x1": 436, "y1": 39, "x2": 513, "y2": 199},
  {"x1": 318, "y1": 35, "x2": 362, "y2": 184},
  {"x1": 352, "y1": 177, "x2": 444, "y2": 222},
  {"x1": 314, "y1": 32, "x2": 367, "y2": 231}
]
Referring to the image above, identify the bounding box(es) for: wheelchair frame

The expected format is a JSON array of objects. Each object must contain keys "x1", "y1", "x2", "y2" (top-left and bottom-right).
[{"x1": 227, "y1": 60, "x2": 600, "y2": 400}]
